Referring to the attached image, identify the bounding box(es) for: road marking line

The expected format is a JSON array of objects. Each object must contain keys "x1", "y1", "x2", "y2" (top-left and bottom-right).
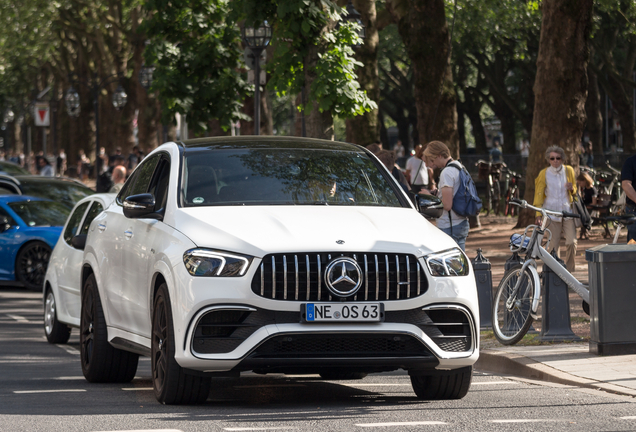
[
  {"x1": 343, "y1": 384, "x2": 411, "y2": 387},
  {"x1": 224, "y1": 428, "x2": 295, "y2": 431},
  {"x1": 121, "y1": 387, "x2": 153, "y2": 391},
  {"x1": 51, "y1": 377, "x2": 85, "y2": 380},
  {"x1": 93, "y1": 430, "x2": 184, "y2": 432},
  {"x1": 491, "y1": 419, "x2": 564, "y2": 423},
  {"x1": 57, "y1": 345, "x2": 80, "y2": 356},
  {"x1": 14, "y1": 389, "x2": 87, "y2": 394},
  {"x1": 7, "y1": 314, "x2": 30, "y2": 323},
  {"x1": 356, "y1": 421, "x2": 447, "y2": 427},
  {"x1": 621, "y1": 416, "x2": 636, "y2": 419}
]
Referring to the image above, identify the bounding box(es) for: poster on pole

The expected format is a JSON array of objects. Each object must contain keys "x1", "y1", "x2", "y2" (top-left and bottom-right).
[{"x1": 34, "y1": 102, "x2": 50, "y2": 127}]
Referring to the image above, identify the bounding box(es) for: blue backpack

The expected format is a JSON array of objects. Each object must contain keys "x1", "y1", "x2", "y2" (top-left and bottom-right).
[{"x1": 443, "y1": 162, "x2": 482, "y2": 217}]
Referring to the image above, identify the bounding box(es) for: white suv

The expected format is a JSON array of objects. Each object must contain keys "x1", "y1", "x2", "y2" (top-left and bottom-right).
[{"x1": 80, "y1": 137, "x2": 479, "y2": 405}]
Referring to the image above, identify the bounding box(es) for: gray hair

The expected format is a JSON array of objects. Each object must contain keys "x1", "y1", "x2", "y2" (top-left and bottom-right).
[{"x1": 545, "y1": 145, "x2": 566, "y2": 162}]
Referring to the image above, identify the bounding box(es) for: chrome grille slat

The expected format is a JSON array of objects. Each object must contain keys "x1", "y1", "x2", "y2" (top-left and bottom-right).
[
  {"x1": 294, "y1": 255, "x2": 299, "y2": 301},
  {"x1": 253, "y1": 252, "x2": 428, "y2": 302},
  {"x1": 272, "y1": 256, "x2": 276, "y2": 299},
  {"x1": 283, "y1": 255, "x2": 288, "y2": 300}
]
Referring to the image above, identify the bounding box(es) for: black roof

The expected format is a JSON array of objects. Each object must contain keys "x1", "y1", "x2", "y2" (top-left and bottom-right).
[{"x1": 180, "y1": 136, "x2": 364, "y2": 152}]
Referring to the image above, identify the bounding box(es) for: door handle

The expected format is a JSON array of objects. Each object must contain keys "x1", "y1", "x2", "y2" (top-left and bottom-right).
[
  {"x1": 98, "y1": 223, "x2": 106, "y2": 232},
  {"x1": 124, "y1": 230, "x2": 133, "y2": 239}
]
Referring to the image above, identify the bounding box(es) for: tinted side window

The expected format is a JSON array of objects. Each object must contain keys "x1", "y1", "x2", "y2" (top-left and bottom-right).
[
  {"x1": 148, "y1": 157, "x2": 170, "y2": 212},
  {"x1": 79, "y1": 201, "x2": 104, "y2": 235},
  {"x1": 127, "y1": 155, "x2": 160, "y2": 197},
  {"x1": 0, "y1": 207, "x2": 16, "y2": 226},
  {"x1": 63, "y1": 202, "x2": 89, "y2": 245}
]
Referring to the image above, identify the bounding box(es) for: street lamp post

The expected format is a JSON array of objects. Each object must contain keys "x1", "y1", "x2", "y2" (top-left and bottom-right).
[
  {"x1": 241, "y1": 21, "x2": 272, "y2": 136},
  {"x1": 65, "y1": 75, "x2": 127, "y2": 179}
]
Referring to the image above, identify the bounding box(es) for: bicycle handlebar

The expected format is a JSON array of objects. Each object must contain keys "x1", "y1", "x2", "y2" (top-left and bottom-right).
[
  {"x1": 509, "y1": 198, "x2": 581, "y2": 218},
  {"x1": 605, "y1": 215, "x2": 636, "y2": 225},
  {"x1": 606, "y1": 160, "x2": 621, "y2": 175}
]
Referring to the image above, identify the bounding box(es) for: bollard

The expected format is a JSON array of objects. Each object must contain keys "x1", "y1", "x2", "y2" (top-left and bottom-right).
[
  {"x1": 472, "y1": 248, "x2": 492, "y2": 329},
  {"x1": 539, "y1": 249, "x2": 580, "y2": 342}
]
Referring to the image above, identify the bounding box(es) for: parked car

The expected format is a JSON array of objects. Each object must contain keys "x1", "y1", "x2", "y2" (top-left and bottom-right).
[
  {"x1": 0, "y1": 161, "x2": 30, "y2": 176},
  {"x1": 0, "y1": 174, "x2": 94, "y2": 210},
  {"x1": 79, "y1": 137, "x2": 479, "y2": 404},
  {"x1": 43, "y1": 193, "x2": 116, "y2": 344},
  {"x1": 0, "y1": 195, "x2": 70, "y2": 290}
]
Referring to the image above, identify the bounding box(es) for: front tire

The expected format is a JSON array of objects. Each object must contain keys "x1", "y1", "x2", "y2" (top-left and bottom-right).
[
  {"x1": 492, "y1": 264, "x2": 537, "y2": 345},
  {"x1": 410, "y1": 366, "x2": 472, "y2": 400},
  {"x1": 152, "y1": 283, "x2": 211, "y2": 405},
  {"x1": 44, "y1": 288, "x2": 71, "y2": 344},
  {"x1": 80, "y1": 273, "x2": 138, "y2": 382},
  {"x1": 16, "y1": 242, "x2": 51, "y2": 291}
]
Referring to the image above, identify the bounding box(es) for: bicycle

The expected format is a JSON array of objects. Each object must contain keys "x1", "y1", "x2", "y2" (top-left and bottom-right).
[
  {"x1": 492, "y1": 199, "x2": 636, "y2": 345},
  {"x1": 502, "y1": 167, "x2": 521, "y2": 217},
  {"x1": 476, "y1": 160, "x2": 505, "y2": 216}
]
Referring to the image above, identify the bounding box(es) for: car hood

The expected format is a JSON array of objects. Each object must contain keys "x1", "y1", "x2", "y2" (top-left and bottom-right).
[{"x1": 172, "y1": 206, "x2": 457, "y2": 258}]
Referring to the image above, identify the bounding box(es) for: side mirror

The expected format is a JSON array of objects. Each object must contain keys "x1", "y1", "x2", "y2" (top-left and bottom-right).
[
  {"x1": 0, "y1": 216, "x2": 11, "y2": 233},
  {"x1": 417, "y1": 194, "x2": 444, "y2": 219},
  {"x1": 123, "y1": 193, "x2": 162, "y2": 220},
  {"x1": 71, "y1": 234, "x2": 87, "y2": 250}
]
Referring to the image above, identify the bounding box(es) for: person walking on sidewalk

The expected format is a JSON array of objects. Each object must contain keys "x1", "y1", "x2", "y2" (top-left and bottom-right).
[
  {"x1": 533, "y1": 145, "x2": 578, "y2": 272},
  {"x1": 621, "y1": 152, "x2": 636, "y2": 242},
  {"x1": 423, "y1": 141, "x2": 470, "y2": 251}
]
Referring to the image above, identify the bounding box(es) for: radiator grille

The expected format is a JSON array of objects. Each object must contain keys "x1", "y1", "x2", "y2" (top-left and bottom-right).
[{"x1": 251, "y1": 252, "x2": 428, "y2": 301}]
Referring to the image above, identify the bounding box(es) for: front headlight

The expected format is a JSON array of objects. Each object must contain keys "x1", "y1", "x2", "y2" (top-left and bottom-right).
[
  {"x1": 424, "y1": 248, "x2": 469, "y2": 276},
  {"x1": 183, "y1": 249, "x2": 252, "y2": 277}
]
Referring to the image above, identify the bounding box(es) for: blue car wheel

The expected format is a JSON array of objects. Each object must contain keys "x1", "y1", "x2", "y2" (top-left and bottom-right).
[{"x1": 16, "y1": 241, "x2": 51, "y2": 291}]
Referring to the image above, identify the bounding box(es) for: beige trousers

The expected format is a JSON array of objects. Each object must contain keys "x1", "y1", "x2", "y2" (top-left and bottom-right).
[{"x1": 545, "y1": 217, "x2": 577, "y2": 272}]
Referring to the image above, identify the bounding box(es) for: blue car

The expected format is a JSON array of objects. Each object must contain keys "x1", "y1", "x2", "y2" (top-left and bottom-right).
[{"x1": 0, "y1": 195, "x2": 70, "y2": 290}]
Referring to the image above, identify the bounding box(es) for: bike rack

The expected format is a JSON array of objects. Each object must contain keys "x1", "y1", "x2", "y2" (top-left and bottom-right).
[{"x1": 472, "y1": 248, "x2": 493, "y2": 330}]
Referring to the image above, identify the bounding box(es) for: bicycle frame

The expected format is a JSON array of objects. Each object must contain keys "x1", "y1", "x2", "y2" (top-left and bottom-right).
[{"x1": 508, "y1": 201, "x2": 590, "y2": 308}]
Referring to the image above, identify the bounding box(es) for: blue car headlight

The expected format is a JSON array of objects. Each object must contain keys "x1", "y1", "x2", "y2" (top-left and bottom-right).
[
  {"x1": 424, "y1": 248, "x2": 469, "y2": 276},
  {"x1": 183, "y1": 249, "x2": 252, "y2": 277}
]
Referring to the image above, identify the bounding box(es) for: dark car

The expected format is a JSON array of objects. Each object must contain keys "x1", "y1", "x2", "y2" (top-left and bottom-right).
[
  {"x1": 0, "y1": 195, "x2": 70, "y2": 290},
  {"x1": 0, "y1": 174, "x2": 94, "y2": 210},
  {"x1": 0, "y1": 161, "x2": 30, "y2": 176}
]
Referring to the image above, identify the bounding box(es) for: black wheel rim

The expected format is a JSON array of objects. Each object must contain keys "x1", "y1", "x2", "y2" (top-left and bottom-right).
[
  {"x1": 81, "y1": 288, "x2": 95, "y2": 367},
  {"x1": 152, "y1": 296, "x2": 168, "y2": 393},
  {"x1": 18, "y1": 244, "x2": 50, "y2": 289}
]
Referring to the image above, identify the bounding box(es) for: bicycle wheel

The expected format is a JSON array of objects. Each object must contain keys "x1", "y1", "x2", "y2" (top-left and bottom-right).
[
  {"x1": 509, "y1": 188, "x2": 519, "y2": 217},
  {"x1": 485, "y1": 179, "x2": 493, "y2": 215},
  {"x1": 492, "y1": 264, "x2": 537, "y2": 345},
  {"x1": 504, "y1": 189, "x2": 512, "y2": 216}
]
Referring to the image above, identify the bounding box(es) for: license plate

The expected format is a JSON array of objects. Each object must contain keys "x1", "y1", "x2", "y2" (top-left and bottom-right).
[{"x1": 303, "y1": 303, "x2": 383, "y2": 322}]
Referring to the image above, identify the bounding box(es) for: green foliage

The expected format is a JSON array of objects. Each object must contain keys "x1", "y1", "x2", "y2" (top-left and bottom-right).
[
  {"x1": 141, "y1": 0, "x2": 250, "y2": 132},
  {"x1": 242, "y1": 0, "x2": 377, "y2": 119}
]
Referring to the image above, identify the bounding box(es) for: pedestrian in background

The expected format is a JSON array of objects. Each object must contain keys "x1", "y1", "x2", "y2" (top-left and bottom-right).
[
  {"x1": 38, "y1": 156, "x2": 54, "y2": 177},
  {"x1": 576, "y1": 171, "x2": 596, "y2": 240},
  {"x1": 376, "y1": 149, "x2": 411, "y2": 194},
  {"x1": 533, "y1": 145, "x2": 577, "y2": 271},
  {"x1": 109, "y1": 166, "x2": 127, "y2": 193},
  {"x1": 620, "y1": 152, "x2": 636, "y2": 242},
  {"x1": 490, "y1": 140, "x2": 503, "y2": 163},
  {"x1": 405, "y1": 144, "x2": 434, "y2": 194},
  {"x1": 423, "y1": 141, "x2": 470, "y2": 251}
]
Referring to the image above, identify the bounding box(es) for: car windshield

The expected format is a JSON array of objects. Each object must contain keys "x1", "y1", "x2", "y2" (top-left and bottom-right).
[
  {"x1": 0, "y1": 162, "x2": 29, "y2": 175},
  {"x1": 8, "y1": 200, "x2": 70, "y2": 227},
  {"x1": 182, "y1": 147, "x2": 403, "y2": 207},
  {"x1": 19, "y1": 180, "x2": 95, "y2": 210}
]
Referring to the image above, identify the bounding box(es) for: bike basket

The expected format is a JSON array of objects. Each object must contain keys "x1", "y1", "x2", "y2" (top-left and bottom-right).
[{"x1": 510, "y1": 233, "x2": 530, "y2": 252}]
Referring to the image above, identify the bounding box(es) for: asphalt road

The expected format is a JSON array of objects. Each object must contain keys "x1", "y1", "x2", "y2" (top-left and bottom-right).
[{"x1": 1, "y1": 288, "x2": 636, "y2": 432}]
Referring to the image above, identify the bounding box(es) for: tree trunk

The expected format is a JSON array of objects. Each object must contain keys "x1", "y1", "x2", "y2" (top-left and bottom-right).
[
  {"x1": 393, "y1": 0, "x2": 459, "y2": 156},
  {"x1": 585, "y1": 65, "x2": 603, "y2": 155},
  {"x1": 304, "y1": 38, "x2": 334, "y2": 140},
  {"x1": 462, "y1": 91, "x2": 487, "y2": 153},
  {"x1": 520, "y1": 0, "x2": 593, "y2": 227},
  {"x1": 346, "y1": 0, "x2": 380, "y2": 145}
]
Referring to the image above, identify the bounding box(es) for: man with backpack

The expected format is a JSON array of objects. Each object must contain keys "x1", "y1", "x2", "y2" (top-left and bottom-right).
[{"x1": 423, "y1": 141, "x2": 481, "y2": 251}]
